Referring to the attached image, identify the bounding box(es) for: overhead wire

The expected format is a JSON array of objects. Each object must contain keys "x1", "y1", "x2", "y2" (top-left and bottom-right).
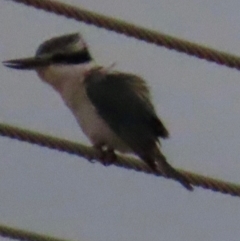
[
  {"x1": 6, "y1": 0, "x2": 240, "y2": 71},
  {"x1": 0, "y1": 123, "x2": 240, "y2": 197},
  {"x1": 0, "y1": 224, "x2": 72, "y2": 241}
]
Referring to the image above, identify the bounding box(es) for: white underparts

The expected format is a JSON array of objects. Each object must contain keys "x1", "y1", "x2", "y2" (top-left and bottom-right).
[{"x1": 37, "y1": 63, "x2": 131, "y2": 153}]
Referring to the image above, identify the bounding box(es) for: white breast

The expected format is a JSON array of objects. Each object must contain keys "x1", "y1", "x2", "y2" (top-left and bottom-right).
[{"x1": 37, "y1": 64, "x2": 131, "y2": 153}]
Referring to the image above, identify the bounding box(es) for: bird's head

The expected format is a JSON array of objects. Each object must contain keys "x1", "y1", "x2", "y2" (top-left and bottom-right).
[
  {"x1": 3, "y1": 33, "x2": 93, "y2": 85},
  {"x1": 3, "y1": 33, "x2": 92, "y2": 69}
]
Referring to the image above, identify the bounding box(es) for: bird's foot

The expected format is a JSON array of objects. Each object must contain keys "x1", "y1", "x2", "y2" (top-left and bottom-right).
[{"x1": 94, "y1": 145, "x2": 116, "y2": 166}]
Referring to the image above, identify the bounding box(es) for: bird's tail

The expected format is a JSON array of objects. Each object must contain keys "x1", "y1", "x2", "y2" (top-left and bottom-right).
[{"x1": 151, "y1": 149, "x2": 193, "y2": 191}]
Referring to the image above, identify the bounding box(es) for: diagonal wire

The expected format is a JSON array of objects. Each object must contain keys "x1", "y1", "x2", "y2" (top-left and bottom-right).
[
  {"x1": 0, "y1": 224, "x2": 71, "y2": 241},
  {"x1": 5, "y1": 0, "x2": 240, "y2": 71},
  {"x1": 0, "y1": 123, "x2": 240, "y2": 197}
]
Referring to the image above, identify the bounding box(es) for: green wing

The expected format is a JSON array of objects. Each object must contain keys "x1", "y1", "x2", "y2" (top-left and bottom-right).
[{"x1": 85, "y1": 69, "x2": 169, "y2": 158}]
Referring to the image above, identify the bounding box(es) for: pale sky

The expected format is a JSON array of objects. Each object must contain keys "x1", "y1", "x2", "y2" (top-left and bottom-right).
[{"x1": 0, "y1": 0, "x2": 240, "y2": 241}]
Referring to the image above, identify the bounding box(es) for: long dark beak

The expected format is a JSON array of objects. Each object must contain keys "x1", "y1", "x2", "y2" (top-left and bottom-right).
[{"x1": 2, "y1": 56, "x2": 50, "y2": 70}]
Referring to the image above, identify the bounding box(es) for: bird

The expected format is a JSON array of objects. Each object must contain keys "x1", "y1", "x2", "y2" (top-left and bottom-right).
[{"x1": 3, "y1": 33, "x2": 193, "y2": 191}]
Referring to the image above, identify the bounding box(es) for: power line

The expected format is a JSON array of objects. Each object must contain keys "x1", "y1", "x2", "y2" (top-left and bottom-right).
[
  {"x1": 7, "y1": 0, "x2": 240, "y2": 71},
  {"x1": 0, "y1": 123, "x2": 240, "y2": 197},
  {"x1": 0, "y1": 224, "x2": 72, "y2": 241}
]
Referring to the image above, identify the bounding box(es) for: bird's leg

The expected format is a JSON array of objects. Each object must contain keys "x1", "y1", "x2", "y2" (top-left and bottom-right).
[
  {"x1": 94, "y1": 144, "x2": 117, "y2": 166},
  {"x1": 103, "y1": 147, "x2": 116, "y2": 166}
]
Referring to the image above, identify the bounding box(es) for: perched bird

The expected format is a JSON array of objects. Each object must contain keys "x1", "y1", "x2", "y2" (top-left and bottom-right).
[{"x1": 3, "y1": 33, "x2": 193, "y2": 190}]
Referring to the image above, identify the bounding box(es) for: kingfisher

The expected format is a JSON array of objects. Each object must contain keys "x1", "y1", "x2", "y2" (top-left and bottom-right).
[{"x1": 3, "y1": 33, "x2": 193, "y2": 190}]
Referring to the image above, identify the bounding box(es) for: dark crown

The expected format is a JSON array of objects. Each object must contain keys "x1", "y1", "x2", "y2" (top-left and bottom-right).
[{"x1": 36, "y1": 33, "x2": 92, "y2": 64}]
